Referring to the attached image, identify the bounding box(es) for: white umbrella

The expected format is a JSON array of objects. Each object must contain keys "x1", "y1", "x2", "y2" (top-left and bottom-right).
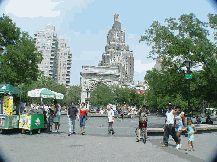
[
  {"x1": 27, "y1": 88, "x2": 55, "y2": 98},
  {"x1": 50, "y1": 90, "x2": 64, "y2": 99}
]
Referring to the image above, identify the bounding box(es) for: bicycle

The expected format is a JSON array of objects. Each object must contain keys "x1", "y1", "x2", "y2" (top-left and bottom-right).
[{"x1": 135, "y1": 122, "x2": 147, "y2": 144}]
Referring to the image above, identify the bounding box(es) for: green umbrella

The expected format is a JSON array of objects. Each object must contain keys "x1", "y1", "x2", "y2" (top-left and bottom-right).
[
  {"x1": 40, "y1": 89, "x2": 55, "y2": 98},
  {"x1": 0, "y1": 84, "x2": 21, "y2": 95}
]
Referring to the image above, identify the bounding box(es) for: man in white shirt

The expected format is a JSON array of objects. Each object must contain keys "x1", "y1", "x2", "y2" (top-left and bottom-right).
[
  {"x1": 162, "y1": 103, "x2": 178, "y2": 147},
  {"x1": 107, "y1": 105, "x2": 115, "y2": 135}
]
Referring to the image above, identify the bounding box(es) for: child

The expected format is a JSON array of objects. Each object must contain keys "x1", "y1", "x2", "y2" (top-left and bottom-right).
[
  {"x1": 182, "y1": 119, "x2": 197, "y2": 152},
  {"x1": 48, "y1": 110, "x2": 54, "y2": 132}
]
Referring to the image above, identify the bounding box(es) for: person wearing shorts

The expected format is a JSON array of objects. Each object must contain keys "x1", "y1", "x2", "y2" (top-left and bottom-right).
[
  {"x1": 53, "y1": 100, "x2": 60, "y2": 132},
  {"x1": 175, "y1": 106, "x2": 185, "y2": 149}
]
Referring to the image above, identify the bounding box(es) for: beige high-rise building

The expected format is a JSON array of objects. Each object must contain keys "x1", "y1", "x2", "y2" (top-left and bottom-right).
[{"x1": 34, "y1": 26, "x2": 72, "y2": 87}]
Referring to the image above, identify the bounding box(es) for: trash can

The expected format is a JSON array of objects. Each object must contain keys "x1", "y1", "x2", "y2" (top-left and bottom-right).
[
  {"x1": 19, "y1": 114, "x2": 44, "y2": 135},
  {"x1": 0, "y1": 114, "x2": 19, "y2": 133}
]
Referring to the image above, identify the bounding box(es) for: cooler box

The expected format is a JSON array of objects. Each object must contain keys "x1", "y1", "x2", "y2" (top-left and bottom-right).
[{"x1": 19, "y1": 114, "x2": 44, "y2": 133}]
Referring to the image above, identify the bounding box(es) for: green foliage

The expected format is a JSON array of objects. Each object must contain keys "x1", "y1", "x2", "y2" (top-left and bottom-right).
[
  {"x1": 90, "y1": 84, "x2": 114, "y2": 106},
  {"x1": 90, "y1": 85, "x2": 145, "y2": 108},
  {"x1": 0, "y1": 15, "x2": 42, "y2": 86},
  {"x1": 140, "y1": 13, "x2": 217, "y2": 112},
  {"x1": 64, "y1": 85, "x2": 81, "y2": 105},
  {"x1": 17, "y1": 75, "x2": 81, "y2": 105}
]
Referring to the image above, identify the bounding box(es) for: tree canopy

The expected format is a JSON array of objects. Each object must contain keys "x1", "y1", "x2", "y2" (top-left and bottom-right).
[
  {"x1": 139, "y1": 13, "x2": 217, "y2": 112},
  {"x1": 0, "y1": 14, "x2": 42, "y2": 86}
]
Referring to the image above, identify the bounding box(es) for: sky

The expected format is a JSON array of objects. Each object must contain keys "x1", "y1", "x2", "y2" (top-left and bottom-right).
[{"x1": 0, "y1": 0, "x2": 216, "y2": 85}]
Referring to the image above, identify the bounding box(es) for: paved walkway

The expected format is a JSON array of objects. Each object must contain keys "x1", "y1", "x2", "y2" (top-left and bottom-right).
[{"x1": 0, "y1": 115, "x2": 217, "y2": 162}]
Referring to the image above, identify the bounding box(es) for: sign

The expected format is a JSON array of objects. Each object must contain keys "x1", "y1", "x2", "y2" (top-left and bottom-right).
[
  {"x1": 19, "y1": 115, "x2": 31, "y2": 129},
  {"x1": 0, "y1": 117, "x2": 5, "y2": 127},
  {"x1": 35, "y1": 118, "x2": 40, "y2": 126},
  {"x1": 3, "y1": 96, "x2": 13, "y2": 115},
  {"x1": 185, "y1": 74, "x2": 192, "y2": 79}
]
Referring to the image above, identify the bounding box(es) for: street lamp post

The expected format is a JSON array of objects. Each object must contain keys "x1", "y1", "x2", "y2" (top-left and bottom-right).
[{"x1": 185, "y1": 60, "x2": 192, "y2": 119}]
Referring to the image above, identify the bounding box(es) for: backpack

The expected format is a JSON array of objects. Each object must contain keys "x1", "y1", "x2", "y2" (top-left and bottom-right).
[{"x1": 139, "y1": 112, "x2": 147, "y2": 123}]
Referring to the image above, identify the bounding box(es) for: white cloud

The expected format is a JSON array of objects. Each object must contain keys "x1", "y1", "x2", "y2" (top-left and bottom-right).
[
  {"x1": 134, "y1": 60, "x2": 156, "y2": 73},
  {"x1": 4, "y1": 0, "x2": 95, "y2": 18},
  {"x1": 5, "y1": 0, "x2": 62, "y2": 18}
]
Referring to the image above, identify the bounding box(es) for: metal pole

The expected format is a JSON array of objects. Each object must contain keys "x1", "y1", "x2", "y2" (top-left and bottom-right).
[{"x1": 188, "y1": 78, "x2": 190, "y2": 119}]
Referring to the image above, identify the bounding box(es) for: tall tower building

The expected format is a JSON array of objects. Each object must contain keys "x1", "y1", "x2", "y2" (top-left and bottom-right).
[
  {"x1": 34, "y1": 26, "x2": 72, "y2": 87},
  {"x1": 98, "y1": 14, "x2": 134, "y2": 84}
]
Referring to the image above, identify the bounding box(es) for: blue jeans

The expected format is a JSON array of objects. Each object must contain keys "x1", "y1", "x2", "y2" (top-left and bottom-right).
[
  {"x1": 68, "y1": 118, "x2": 75, "y2": 133},
  {"x1": 79, "y1": 115, "x2": 86, "y2": 128}
]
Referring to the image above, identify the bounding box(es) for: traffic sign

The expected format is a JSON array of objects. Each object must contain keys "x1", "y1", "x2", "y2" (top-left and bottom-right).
[{"x1": 185, "y1": 74, "x2": 192, "y2": 79}]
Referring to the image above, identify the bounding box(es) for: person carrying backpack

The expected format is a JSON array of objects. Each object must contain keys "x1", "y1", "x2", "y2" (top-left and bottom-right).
[{"x1": 136, "y1": 104, "x2": 148, "y2": 142}]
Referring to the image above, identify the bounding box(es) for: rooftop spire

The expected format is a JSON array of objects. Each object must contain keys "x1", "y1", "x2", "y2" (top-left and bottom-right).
[{"x1": 114, "y1": 13, "x2": 120, "y2": 22}]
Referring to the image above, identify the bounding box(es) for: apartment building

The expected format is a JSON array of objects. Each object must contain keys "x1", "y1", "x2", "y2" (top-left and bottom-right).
[{"x1": 34, "y1": 26, "x2": 72, "y2": 87}]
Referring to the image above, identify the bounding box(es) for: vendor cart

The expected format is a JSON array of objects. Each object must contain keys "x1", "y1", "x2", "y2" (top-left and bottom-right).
[
  {"x1": 0, "y1": 84, "x2": 21, "y2": 133},
  {"x1": 19, "y1": 113, "x2": 44, "y2": 135}
]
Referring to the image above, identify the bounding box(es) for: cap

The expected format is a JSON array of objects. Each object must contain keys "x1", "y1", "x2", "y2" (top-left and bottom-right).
[{"x1": 168, "y1": 103, "x2": 172, "y2": 106}]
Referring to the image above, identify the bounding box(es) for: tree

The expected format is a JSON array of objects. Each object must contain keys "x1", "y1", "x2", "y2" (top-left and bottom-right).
[
  {"x1": 0, "y1": 15, "x2": 42, "y2": 86},
  {"x1": 64, "y1": 85, "x2": 81, "y2": 105},
  {"x1": 90, "y1": 84, "x2": 114, "y2": 107},
  {"x1": 140, "y1": 13, "x2": 217, "y2": 110}
]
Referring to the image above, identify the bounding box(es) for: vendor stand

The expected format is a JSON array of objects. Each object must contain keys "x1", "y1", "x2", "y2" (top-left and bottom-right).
[
  {"x1": 0, "y1": 84, "x2": 21, "y2": 133},
  {"x1": 24, "y1": 88, "x2": 64, "y2": 134}
]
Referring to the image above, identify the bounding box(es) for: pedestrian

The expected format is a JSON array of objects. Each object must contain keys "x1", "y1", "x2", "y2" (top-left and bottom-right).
[
  {"x1": 182, "y1": 119, "x2": 197, "y2": 152},
  {"x1": 48, "y1": 110, "x2": 54, "y2": 132},
  {"x1": 107, "y1": 105, "x2": 115, "y2": 135},
  {"x1": 53, "y1": 100, "x2": 61, "y2": 132},
  {"x1": 120, "y1": 110, "x2": 124, "y2": 121},
  {"x1": 174, "y1": 106, "x2": 185, "y2": 149},
  {"x1": 67, "y1": 102, "x2": 79, "y2": 136},
  {"x1": 162, "y1": 103, "x2": 179, "y2": 147},
  {"x1": 156, "y1": 110, "x2": 158, "y2": 117},
  {"x1": 136, "y1": 104, "x2": 148, "y2": 142},
  {"x1": 79, "y1": 102, "x2": 90, "y2": 135}
]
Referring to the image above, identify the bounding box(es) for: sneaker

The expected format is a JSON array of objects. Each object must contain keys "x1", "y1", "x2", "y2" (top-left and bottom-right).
[
  {"x1": 176, "y1": 144, "x2": 180, "y2": 149},
  {"x1": 179, "y1": 144, "x2": 182, "y2": 149},
  {"x1": 136, "y1": 138, "x2": 139, "y2": 142},
  {"x1": 112, "y1": 132, "x2": 115, "y2": 135},
  {"x1": 53, "y1": 130, "x2": 57, "y2": 133},
  {"x1": 68, "y1": 133, "x2": 71, "y2": 136},
  {"x1": 162, "y1": 144, "x2": 168, "y2": 147},
  {"x1": 72, "y1": 132, "x2": 76, "y2": 134}
]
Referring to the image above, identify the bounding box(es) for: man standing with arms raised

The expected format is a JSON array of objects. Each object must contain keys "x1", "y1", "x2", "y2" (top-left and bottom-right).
[{"x1": 162, "y1": 103, "x2": 178, "y2": 147}]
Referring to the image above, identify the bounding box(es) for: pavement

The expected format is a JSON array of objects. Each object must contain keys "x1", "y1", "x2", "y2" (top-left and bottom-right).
[{"x1": 0, "y1": 115, "x2": 217, "y2": 162}]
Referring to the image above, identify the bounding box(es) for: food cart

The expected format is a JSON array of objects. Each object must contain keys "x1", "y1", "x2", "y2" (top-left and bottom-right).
[
  {"x1": 19, "y1": 110, "x2": 44, "y2": 135},
  {"x1": 0, "y1": 84, "x2": 21, "y2": 133},
  {"x1": 26, "y1": 88, "x2": 64, "y2": 134}
]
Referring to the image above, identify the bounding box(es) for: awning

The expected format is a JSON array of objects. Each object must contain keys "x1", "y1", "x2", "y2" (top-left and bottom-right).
[{"x1": 0, "y1": 84, "x2": 21, "y2": 95}]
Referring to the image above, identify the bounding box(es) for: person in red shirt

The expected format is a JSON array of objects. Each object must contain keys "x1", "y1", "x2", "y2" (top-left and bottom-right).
[{"x1": 78, "y1": 102, "x2": 90, "y2": 135}]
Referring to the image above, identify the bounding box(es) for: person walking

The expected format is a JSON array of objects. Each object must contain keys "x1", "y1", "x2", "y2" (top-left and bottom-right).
[
  {"x1": 53, "y1": 100, "x2": 61, "y2": 132},
  {"x1": 174, "y1": 106, "x2": 185, "y2": 149},
  {"x1": 67, "y1": 102, "x2": 79, "y2": 136},
  {"x1": 182, "y1": 119, "x2": 197, "y2": 152},
  {"x1": 79, "y1": 102, "x2": 89, "y2": 135},
  {"x1": 162, "y1": 103, "x2": 179, "y2": 147},
  {"x1": 107, "y1": 105, "x2": 115, "y2": 135},
  {"x1": 136, "y1": 104, "x2": 148, "y2": 142}
]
